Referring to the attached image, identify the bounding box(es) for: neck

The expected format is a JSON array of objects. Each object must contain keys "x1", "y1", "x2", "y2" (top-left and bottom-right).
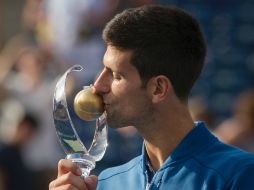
[{"x1": 139, "y1": 99, "x2": 194, "y2": 171}]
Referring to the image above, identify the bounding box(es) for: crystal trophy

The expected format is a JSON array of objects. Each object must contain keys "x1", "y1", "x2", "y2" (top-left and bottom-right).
[{"x1": 53, "y1": 65, "x2": 108, "y2": 178}]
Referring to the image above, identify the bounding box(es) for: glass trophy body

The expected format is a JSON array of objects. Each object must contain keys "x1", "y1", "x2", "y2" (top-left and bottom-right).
[{"x1": 53, "y1": 65, "x2": 108, "y2": 178}]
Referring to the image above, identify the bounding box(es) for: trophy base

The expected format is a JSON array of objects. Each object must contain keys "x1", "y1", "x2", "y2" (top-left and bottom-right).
[{"x1": 66, "y1": 153, "x2": 95, "y2": 178}]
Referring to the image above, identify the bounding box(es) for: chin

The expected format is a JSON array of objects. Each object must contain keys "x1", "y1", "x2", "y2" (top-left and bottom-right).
[
  {"x1": 106, "y1": 120, "x2": 121, "y2": 129},
  {"x1": 106, "y1": 117, "x2": 127, "y2": 129},
  {"x1": 106, "y1": 111, "x2": 136, "y2": 129}
]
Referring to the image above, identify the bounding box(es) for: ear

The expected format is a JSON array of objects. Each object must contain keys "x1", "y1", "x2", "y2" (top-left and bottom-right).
[{"x1": 148, "y1": 75, "x2": 172, "y2": 103}]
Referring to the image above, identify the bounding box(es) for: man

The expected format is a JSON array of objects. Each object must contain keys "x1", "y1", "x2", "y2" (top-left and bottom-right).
[{"x1": 49, "y1": 5, "x2": 254, "y2": 190}]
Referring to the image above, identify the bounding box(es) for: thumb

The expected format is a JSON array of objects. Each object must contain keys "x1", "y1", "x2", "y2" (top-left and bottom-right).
[
  {"x1": 84, "y1": 175, "x2": 98, "y2": 190},
  {"x1": 58, "y1": 159, "x2": 82, "y2": 177}
]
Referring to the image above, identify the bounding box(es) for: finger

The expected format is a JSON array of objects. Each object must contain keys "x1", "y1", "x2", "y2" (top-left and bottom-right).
[
  {"x1": 50, "y1": 184, "x2": 79, "y2": 190},
  {"x1": 58, "y1": 159, "x2": 82, "y2": 177},
  {"x1": 50, "y1": 172, "x2": 86, "y2": 190},
  {"x1": 84, "y1": 175, "x2": 98, "y2": 190}
]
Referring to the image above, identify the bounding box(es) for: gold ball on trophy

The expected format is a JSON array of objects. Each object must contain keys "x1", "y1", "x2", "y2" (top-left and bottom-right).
[{"x1": 74, "y1": 86, "x2": 104, "y2": 121}]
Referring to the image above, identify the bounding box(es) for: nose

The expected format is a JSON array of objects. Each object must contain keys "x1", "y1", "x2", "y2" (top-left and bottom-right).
[{"x1": 93, "y1": 68, "x2": 111, "y2": 95}]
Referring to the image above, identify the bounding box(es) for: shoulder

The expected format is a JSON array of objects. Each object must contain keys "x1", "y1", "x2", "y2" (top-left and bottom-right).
[
  {"x1": 98, "y1": 155, "x2": 142, "y2": 180},
  {"x1": 208, "y1": 140, "x2": 254, "y2": 164},
  {"x1": 226, "y1": 163, "x2": 254, "y2": 189},
  {"x1": 195, "y1": 139, "x2": 254, "y2": 180}
]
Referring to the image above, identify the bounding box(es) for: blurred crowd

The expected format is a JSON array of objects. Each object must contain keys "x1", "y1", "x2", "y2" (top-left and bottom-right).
[
  {"x1": 0, "y1": 0, "x2": 254, "y2": 190},
  {"x1": 189, "y1": 89, "x2": 254, "y2": 153},
  {"x1": 0, "y1": 0, "x2": 155, "y2": 189}
]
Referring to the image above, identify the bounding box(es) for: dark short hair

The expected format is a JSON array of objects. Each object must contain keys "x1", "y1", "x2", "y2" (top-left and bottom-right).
[{"x1": 103, "y1": 5, "x2": 207, "y2": 100}]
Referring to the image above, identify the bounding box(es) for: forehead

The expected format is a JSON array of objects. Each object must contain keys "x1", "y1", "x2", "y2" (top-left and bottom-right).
[{"x1": 103, "y1": 46, "x2": 135, "y2": 71}]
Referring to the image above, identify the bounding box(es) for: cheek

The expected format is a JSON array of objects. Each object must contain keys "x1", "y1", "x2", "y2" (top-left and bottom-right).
[
  {"x1": 110, "y1": 81, "x2": 147, "y2": 109},
  {"x1": 111, "y1": 81, "x2": 131, "y2": 97},
  {"x1": 124, "y1": 91, "x2": 150, "y2": 112},
  {"x1": 111, "y1": 88, "x2": 136, "y2": 110}
]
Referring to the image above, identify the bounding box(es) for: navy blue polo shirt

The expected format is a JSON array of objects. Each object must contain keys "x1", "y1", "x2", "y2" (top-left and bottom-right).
[{"x1": 98, "y1": 122, "x2": 254, "y2": 190}]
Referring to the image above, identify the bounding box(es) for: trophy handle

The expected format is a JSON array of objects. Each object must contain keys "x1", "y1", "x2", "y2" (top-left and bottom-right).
[{"x1": 88, "y1": 112, "x2": 108, "y2": 161}]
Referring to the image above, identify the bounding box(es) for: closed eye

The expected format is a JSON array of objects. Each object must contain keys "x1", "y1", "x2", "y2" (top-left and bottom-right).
[{"x1": 113, "y1": 72, "x2": 122, "y2": 80}]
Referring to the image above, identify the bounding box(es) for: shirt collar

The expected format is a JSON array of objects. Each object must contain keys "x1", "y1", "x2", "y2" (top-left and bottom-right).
[{"x1": 141, "y1": 121, "x2": 218, "y2": 172}]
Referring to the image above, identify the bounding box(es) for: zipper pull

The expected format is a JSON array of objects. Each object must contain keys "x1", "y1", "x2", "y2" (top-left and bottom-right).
[
  {"x1": 157, "y1": 178, "x2": 162, "y2": 188},
  {"x1": 145, "y1": 170, "x2": 150, "y2": 190},
  {"x1": 145, "y1": 183, "x2": 151, "y2": 190}
]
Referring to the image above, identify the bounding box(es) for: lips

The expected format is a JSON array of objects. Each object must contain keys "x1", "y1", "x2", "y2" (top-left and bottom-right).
[{"x1": 103, "y1": 97, "x2": 111, "y2": 110}]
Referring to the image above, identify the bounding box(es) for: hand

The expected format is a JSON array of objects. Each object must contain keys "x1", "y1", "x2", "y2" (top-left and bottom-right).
[{"x1": 49, "y1": 159, "x2": 98, "y2": 190}]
